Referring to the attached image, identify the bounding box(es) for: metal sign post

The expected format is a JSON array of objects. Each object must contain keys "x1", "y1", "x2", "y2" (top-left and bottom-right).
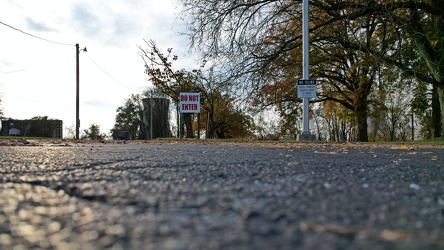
[
  {"x1": 297, "y1": 0, "x2": 316, "y2": 141},
  {"x1": 298, "y1": 80, "x2": 316, "y2": 98}
]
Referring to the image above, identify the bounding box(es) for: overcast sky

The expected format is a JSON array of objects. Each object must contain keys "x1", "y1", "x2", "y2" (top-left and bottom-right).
[{"x1": 0, "y1": 0, "x2": 193, "y2": 137}]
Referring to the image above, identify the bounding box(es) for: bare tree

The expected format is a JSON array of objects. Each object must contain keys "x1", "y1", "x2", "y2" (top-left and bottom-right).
[{"x1": 177, "y1": 0, "x2": 444, "y2": 140}]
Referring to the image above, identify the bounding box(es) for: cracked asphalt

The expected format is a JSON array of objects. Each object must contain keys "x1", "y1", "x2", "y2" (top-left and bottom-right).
[{"x1": 0, "y1": 141, "x2": 443, "y2": 249}]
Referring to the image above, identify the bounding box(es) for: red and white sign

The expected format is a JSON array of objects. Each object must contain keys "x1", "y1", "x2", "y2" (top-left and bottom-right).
[{"x1": 179, "y1": 92, "x2": 201, "y2": 113}]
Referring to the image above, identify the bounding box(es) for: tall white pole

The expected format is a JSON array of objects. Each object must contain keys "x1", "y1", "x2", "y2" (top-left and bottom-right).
[{"x1": 302, "y1": 0, "x2": 310, "y2": 135}]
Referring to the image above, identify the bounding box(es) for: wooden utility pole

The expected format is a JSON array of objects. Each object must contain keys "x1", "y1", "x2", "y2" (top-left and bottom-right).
[
  {"x1": 76, "y1": 44, "x2": 80, "y2": 140},
  {"x1": 75, "y1": 44, "x2": 87, "y2": 140}
]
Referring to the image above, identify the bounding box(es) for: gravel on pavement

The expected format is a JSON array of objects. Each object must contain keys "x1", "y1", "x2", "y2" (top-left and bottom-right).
[{"x1": 0, "y1": 141, "x2": 443, "y2": 249}]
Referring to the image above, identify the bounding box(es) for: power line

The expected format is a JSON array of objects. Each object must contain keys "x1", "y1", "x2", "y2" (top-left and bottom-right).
[
  {"x1": 0, "y1": 21, "x2": 146, "y2": 89},
  {"x1": 84, "y1": 53, "x2": 145, "y2": 93},
  {"x1": 0, "y1": 21, "x2": 74, "y2": 46}
]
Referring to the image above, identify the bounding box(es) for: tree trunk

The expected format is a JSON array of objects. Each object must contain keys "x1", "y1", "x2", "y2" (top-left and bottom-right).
[
  {"x1": 355, "y1": 105, "x2": 369, "y2": 142},
  {"x1": 216, "y1": 129, "x2": 226, "y2": 139},
  {"x1": 183, "y1": 113, "x2": 194, "y2": 138},
  {"x1": 340, "y1": 121, "x2": 347, "y2": 142},
  {"x1": 206, "y1": 111, "x2": 216, "y2": 139}
]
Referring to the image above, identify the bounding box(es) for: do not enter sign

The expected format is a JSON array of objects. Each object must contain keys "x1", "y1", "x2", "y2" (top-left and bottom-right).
[{"x1": 179, "y1": 92, "x2": 201, "y2": 113}]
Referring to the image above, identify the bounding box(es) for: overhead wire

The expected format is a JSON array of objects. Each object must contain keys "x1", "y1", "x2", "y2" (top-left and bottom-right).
[
  {"x1": 1, "y1": 21, "x2": 145, "y2": 94},
  {"x1": 84, "y1": 53, "x2": 145, "y2": 93},
  {"x1": 0, "y1": 21, "x2": 74, "y2": 46},
  {"x1": 0, "y1": 21, "x2": 144, "y2": 109},
  {"x1": 0, "y1": 21, "x2": 111, "y2": 110}
]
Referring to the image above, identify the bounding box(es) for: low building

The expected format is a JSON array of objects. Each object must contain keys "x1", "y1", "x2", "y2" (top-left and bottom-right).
[{"x1": 0, "y1": 118, "x2": 63, "y2": 138}]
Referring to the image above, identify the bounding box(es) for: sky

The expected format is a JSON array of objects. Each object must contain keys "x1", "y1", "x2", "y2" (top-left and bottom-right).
[{"x1": 0, "y1": 0, "x2": 194, "y2": 137}]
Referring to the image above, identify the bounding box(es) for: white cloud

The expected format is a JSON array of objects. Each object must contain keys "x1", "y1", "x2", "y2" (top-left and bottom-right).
[
  {"x1": 25, "y1": 18, "x2": 56, "y2": 32},
  {"x1": 70, "y1": 3, "x2": 102, "y2": 38}
]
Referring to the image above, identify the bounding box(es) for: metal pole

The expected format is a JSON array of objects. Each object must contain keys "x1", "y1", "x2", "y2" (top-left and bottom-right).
[
  {"x1": 197, "y1": 113, "x2": 200, "y2": 139},
  {"x1": 75, "y1": 44, "x2": 80, "y2": 140},
  {"x1": 302, "y1": 0, "x2": 309, "y2": 135},
  {"x1": 176, "y1": 103, "x2": 180, "y2": 138},
  {"x1": 179, "y1": 113, "x2": 183, "y2": 140},
  {"x1": 150, "y1": 98, "x2": 153, "y2": 140},
  {"x1": 411, "y1": 110, "x2": 414, "y2": 141}
]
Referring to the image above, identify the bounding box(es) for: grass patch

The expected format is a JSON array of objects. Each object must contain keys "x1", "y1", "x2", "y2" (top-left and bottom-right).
[{"x1": 407, "y1": 138, "x2": 444, "y2": 145}]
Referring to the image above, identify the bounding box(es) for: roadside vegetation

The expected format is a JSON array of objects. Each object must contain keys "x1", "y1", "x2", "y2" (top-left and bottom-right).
[
  {"x1": 111, "y1": 1, "x2": 444, "y2": 143},
  {"x1": 2, "y1": 136, "x2": 443, "y2": 147}
]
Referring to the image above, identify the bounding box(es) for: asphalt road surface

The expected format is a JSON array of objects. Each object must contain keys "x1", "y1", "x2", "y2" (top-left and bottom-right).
[{"x1": 1, "y1": 141, "x2": 443, "y2": 250}]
